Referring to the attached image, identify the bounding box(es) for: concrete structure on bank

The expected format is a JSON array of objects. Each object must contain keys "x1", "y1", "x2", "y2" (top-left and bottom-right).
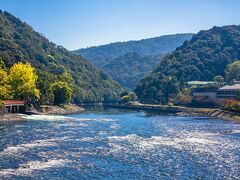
[
  {"x1": 217, "y1": 84, "x2": 240, "y2": 99},
  {"x1": 192, "y1": 87, "x2": 218, "y2": 102},
  {"x1": 192, "y1": 83, "x2": 240, "y2": 102},
  {"x1": 3, "y1": 100, "x2": 26, "y2": 113}
]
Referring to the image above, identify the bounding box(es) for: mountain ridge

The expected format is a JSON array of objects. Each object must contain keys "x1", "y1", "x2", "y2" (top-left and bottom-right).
[
  {"x1": 73, "y1": 33, "x2": 193, "y2": 67},
  {"x1": 73, "y1": 33, "x2": 193, "y2": 89}
]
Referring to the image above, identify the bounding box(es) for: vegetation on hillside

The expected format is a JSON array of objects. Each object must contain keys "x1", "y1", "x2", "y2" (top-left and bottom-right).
[
  {"x1": 0, "y1": 11, "x2": 123, "y2": 103},
  {"x1": 103, "y1": 53, "x2": 163, "y2": 89},
  {"x1": 74, "y1": 34, "x2": 193, "y2": 68},
  {"x1": 74, "y1": 26, "x2": 192, "y2": 90},
  {"x1": 225, "y1": 61, "x2": 240, "y2": 82},
  {"x1": 135, "y1": 25, "x2": 240, "y2": 103}
]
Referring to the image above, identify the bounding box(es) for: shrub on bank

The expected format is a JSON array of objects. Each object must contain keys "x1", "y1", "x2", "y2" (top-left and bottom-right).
[{"x1": 218, "y1": 99, "x2": 240, "y2": 112}]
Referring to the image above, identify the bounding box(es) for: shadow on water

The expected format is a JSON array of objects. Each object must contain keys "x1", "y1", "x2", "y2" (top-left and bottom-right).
[
  {"x1": 143, "y1": 110, "x2": 177, "y2": 117},
  {"x1": 82, "y1": 104, "x2": 179, "y2": 117},
  {"x1": 82, "y1": 104, "x2": 141, "y2": 115}
]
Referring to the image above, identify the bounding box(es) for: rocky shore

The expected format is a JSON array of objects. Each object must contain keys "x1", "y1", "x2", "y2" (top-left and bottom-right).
[
  {"x1": 0, "y1": 104, "x2": 85, "y2": 121},
  {"x1": 0, "y1": 113, "x2": 23, "y2": 121},
  {"x1": 39, "y1": 104, "x2": 85, "y2": 115}
]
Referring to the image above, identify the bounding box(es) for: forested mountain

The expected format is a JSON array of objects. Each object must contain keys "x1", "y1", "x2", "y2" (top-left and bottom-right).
[
  {"x1": 74, "y1": 34, "x2": 193, "y2": 67},
  {"x1": 135, "y1": 25, "x2": 240, "y2": 103},
  {"x1": 103, "y1": 53, "x2": 163, "y2": 89},
  {"x1": 0, "y1": 11, "x2": 123, "y2": 103}
]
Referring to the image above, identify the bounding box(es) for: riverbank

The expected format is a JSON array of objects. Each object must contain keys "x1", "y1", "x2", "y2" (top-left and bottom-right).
[
  {"x1": 209, "y1": 109, "x2": 240, "y2": 122},
  {"x1": 0, "y1": 104, "x2": 85, "y2": 121},
  {"x1": 1, "y1": 102, "x2": 240, "y2": 122},
  {"x1": 105, "y1": 102, "x2": 214, "y2": 114},
  {"x1": 105, "y1": 102, "x2": 240, "y2": 122},
  {"x1": 0, "y1": 113, "x2": 23, "y2": 121},
  {"x1": 39, "y1": 104, "x2": 85, "y2": 115}
]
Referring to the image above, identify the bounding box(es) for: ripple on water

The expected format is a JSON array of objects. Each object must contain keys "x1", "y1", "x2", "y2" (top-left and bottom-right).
[
  {"x1": 0, "y1": 137, "x2": 70, "y2": 156},
  {"x1": 0, "y1": 159, "x2": 70, "y2": 177},
  {"x1": 0, "y1": 111, "x2": 239, "y2": 179}
]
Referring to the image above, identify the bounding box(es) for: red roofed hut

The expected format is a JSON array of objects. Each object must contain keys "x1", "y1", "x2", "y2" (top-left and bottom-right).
[{"x1": 3, "y1": 100, "x2": 27, "y2": 113}]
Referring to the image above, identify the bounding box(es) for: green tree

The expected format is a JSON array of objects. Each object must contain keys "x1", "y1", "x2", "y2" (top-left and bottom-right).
[
  {"x1": 0, "y1": 69, "x2": 11, "y2": 100},
  {"x1": 8, "y1": 62, "x2": 40, "y2": 100},
  {"x1": 213, "y1": 75, "x2": 224, "y2": 84},
  {"x1": 225, "y1": 61, "x2": 240, "y2": 82},
  {"x1": 0, "y1": 60, "x2": 11, "y2": 99},
  {"x1": 37, "y1": 71, "x2": 56, "y2": 105},
  {"x1": 59, "y1": 70, "x2": 74, "y2": 85},
  {"x1": 121, "y1": 92, "x2": 137, "y2": 103},
  {"x1": 0, "y1": 57, "x2": 6, "y2": 70},
  {"x1": 128, "y1": 92, "x2": 137, "y2": 101},
  {"x1": 52, "y1": 81, "x2": 73, "y2": 105}
]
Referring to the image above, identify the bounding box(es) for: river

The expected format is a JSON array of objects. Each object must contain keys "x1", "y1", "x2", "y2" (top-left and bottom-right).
[{"x1": 0, "y1": 108, "x2": 239, "y2": 179}]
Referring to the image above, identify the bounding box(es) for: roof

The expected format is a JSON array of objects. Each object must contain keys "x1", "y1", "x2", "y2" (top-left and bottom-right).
[
  {"x1": 187, "y1": 81, "x2": 217, "y2": 85},
  {"x1": 3, "y1": 100, "x2": 26, "y2": 106},
  {"x1": 218, "y1": 84, "x2": 240, "y2": 91}
]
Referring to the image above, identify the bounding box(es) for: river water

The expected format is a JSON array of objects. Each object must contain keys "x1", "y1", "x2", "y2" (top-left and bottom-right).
[{"x1": 0, "y1": 108, "x2": 239, "y2": 179}]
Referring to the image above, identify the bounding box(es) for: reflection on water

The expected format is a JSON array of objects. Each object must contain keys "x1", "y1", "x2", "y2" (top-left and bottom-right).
[{"x1": 0, "y1": 108, "x2": 239, "y2": 179}]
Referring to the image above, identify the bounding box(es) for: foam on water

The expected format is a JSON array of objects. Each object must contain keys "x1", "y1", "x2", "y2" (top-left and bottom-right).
[
  {"x1": 0, "y1": 137, "x2": 70, "y2": 156},
  {"x1": 21, "y1": 114, "x2": 74, "y2": 121},
  {"x1": 0, "y1": 159, "x2": 70, "y2": 176}
]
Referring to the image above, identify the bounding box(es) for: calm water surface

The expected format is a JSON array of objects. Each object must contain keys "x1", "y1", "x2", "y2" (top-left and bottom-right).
[{"x1": 0, "y1": 108, "x2": 239, "y2": 179}]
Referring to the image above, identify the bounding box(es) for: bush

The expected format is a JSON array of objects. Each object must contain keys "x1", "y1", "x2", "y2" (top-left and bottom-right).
[
  {"x1": 121, "y1": 92, "x2": 137, "y2": 103},
  {"x1": 52, "y1": 81, "x2": 73, "y2": 105},
  {"x1": 218, "y1": 99, "x2": 240, "y2": 112},
  {"x1": 167, "y1": 102, "x2": 173, "y2": 107}
]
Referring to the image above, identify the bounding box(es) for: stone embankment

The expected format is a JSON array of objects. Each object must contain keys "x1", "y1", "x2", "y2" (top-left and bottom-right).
[
  {"x1": 39, "y1": 104, "x2": 84, "y2": 115},
  {"x1": 209, "y1": 109, "x2": 240, "y2": 122},
  {"x1": 106, "y1": 102, "x2": 240, "y2": 122}
]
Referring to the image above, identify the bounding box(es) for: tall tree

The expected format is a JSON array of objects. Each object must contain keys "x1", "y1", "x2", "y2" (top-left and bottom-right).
[
  {"x1": 8, "y1": 62, "x2": 40, "y2": 101},
  {"x1": 52, "y1": 81, "x2": 73, "y2": 105}
]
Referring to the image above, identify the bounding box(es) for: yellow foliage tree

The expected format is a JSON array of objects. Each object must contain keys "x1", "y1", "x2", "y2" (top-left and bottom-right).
[
  {"x1": 8, "y1": 62, "x2": 40, "y2": 100},
  {"x1": 0, "y1": 69, "x2": 11, "y2": 99}
]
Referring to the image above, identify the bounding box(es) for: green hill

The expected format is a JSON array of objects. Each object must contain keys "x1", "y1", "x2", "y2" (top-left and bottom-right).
[
  {"x1": 135, "y1": 25, "x2": 240, "y2": 103},
  {"x1": 74, "y1": 33, "x2": 193, "y2": 67},
  {"x1": 103, "y1": 53, "x2": 163, "y2": 89},
  {"x1": 0, "y1": 11, "x2": 123, "y2": 103},
  {"x1": 74, "y1": 33, "x2": 192, "y2": 89}
]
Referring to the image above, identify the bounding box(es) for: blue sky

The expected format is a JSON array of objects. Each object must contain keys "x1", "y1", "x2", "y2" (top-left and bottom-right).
[{"x1": 0, "y1": 0, "x2": 239, "y2": 50}]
